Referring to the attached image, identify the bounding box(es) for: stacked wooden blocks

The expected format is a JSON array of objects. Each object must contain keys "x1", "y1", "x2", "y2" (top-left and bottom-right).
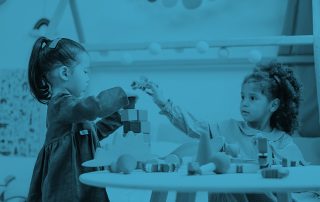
[
  {"x1": 121, "y1": 96, "x2": 150, "y2": 135},
  {"x1": 121, "y1": 109, "x2": 150, "y2": 134}
]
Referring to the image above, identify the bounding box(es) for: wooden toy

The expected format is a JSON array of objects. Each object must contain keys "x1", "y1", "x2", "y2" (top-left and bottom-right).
[
  {"x1": 109, "y1": 161, "x2": 120, "y2": 173},
  {"x1": 116, "y1": 154, "x2": 137, "y2": 174},
  {"x1": 196, "y1": 133, "x2": 213, "y2": 166},
  {"x1": 123, "y1": 96, "x2": 137, "y2": 109},
  {"x1": 137, "y1": 110, "x2": 148, "y2": 121},
  {"x1": 164, "y1": 154, "x2": 181, "y2": 168},
  {"x1": 257, "y1": 137, "x2": 269, "y2": 169},
  {"x1": 208, "y1": 152, "x2": 231, "y2": 174},
  {"x1": 261, "y1": 167, "x2": 289, "y2": 179},
  {"x1": 225, "y1": 143, "x2": 240, "y2": 158},
  {"x1": 123, "y1": 121, "x2": 151, "y2": 134},
  {"x1": 188, "y1": 152, "x2": 231, "y2": 175},
  {"x1": 187, "y1": 162, "x2": 200, "y2": 175},
  {"x1": 120, "y1": 109, "x2": 138, "y2": 121}
]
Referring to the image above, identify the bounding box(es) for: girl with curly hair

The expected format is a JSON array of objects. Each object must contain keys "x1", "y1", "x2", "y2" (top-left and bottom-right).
[{"x1": 134, "y1": 63, "x2": 305, "y2": 202}]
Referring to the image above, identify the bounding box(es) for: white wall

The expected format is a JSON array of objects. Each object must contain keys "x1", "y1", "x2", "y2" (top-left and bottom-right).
[
  {"x1": 0, "y1": 0, "x2": 287, "y2": 141},
  {"x1": 0, "y1": 0, "x2": 287, "y2": 69}
]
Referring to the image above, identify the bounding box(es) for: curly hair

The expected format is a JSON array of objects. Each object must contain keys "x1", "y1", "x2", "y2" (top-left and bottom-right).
[{"x1": 242, "y1": 63, "x2": 302, "y2": 134}]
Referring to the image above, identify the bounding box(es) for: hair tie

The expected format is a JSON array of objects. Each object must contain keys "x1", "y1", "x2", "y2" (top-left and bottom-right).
[
  {"x1": 49, "y1": 38, "x2": 61, "y2": 49},
  {"x1": 272, "y1": 74, "x2": 281, "y2": 85}
]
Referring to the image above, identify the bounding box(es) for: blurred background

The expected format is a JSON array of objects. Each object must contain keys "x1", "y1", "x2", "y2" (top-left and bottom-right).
[{"x1": 0, "y1": 0, "x2": 319, "y2": 201}]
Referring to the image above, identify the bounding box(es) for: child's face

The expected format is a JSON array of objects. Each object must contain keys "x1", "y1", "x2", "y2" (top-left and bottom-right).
[
  {"x1": 67, "y1": 53, "x2": 90, "y2": 97},
  {"x1": 240, "y1": 82, "x2": 273, "y2": 126}
]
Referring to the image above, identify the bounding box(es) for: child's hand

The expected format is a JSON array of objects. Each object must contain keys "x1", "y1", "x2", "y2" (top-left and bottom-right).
[{"x1": 131, "y1": 77, "x2": 167, "y2": 108}]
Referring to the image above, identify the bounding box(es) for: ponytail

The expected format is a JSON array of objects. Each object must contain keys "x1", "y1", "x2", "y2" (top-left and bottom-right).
[
  {"x1": 28, "y1": 37, "x2": 86, "y2": 104},
  {"x1": 28, "y1": 37, "x2": 52, "y2": 104}
]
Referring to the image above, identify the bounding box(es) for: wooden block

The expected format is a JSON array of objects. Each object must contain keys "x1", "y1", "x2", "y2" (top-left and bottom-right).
[
  {"x1": 261, "y1": 167, "x2": 289, "y2": 178},
  {"x1": 137, "y1": 110, "x2": 148, "y2": 121},
  {"x1": 258, "y1": 155, "x2": 269, "y2": 168},
  {"x1": 120, "y1": 109, "x2": 138, "y2": 121},
  {"x1": 144, "y1": 163, "x2": 158, "y2": 172},
  {"x1": 290, "y1": 161, "x2": 297, "y2": 167},
  {"x1": 236, "y1": 164, "x2": 243, "y2": 173},
  {"x1": 282, "y1": 158, "x2": 288, "y2": 167},
  {"x1": 187, "y1": 162, "x2": 200, "y2": 175},
  {"x1": 123, "y1": 96, "x2": 137, "y2": 109},
  {"x1": 159, "y1": 163, "x2": 170, "y2": 172},
  {"x1": 123, "y1": 121, "x2": 151, "y2": 134},
  {"x1": 257, "y1": 137, "x2": 268, "y2": 153},
  {"x1": 140, "y1": 121, "x2": 151, "y2": 134}
]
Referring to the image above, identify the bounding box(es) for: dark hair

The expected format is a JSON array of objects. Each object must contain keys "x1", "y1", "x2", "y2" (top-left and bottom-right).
[
  {"x1": 242, "y1": 63, "x2": 302, "y2": 134},
  {"x1": 28, "y1": 37, "x2": 86, "y2": 104}
]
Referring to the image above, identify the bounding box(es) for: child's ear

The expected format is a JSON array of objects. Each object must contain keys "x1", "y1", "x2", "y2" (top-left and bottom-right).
[
  {"x1": 270, "y1": 98, "x2": 280, "y2": 112},
  {"x1": 58, "y1": 66, "x2": 70, "y2": 81}
]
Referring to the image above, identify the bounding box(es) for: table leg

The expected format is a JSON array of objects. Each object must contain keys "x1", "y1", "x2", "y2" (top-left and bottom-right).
[
  {"x1": 176, "y1": 192, "x2": 196, "y2": 202},
  {"x1": 150, "y1": 191, "x2": 168, "y2": 202},
  {"x1": 276, "y1": 193, "x2": 292, "y2": 202}
]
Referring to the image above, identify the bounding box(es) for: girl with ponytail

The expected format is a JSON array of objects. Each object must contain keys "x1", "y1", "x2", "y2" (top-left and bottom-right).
[{"x1": 27, "y1": 37, "x2": 129, "y2": 202}]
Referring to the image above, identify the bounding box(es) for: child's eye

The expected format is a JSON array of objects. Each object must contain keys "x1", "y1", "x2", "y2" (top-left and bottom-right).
[
  {"x1": 250, "y1": 96, "x2": 256, "y2": 101},
  {"x1": 241, "y1": 95, "x2": 244, "y2": 100}
]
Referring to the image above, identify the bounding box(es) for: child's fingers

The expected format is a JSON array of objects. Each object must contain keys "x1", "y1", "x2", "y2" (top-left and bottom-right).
[
  {"x1": 144, "y1": 82, "x2": 158, "y2": 91},
  {"x1": 145, "y1": 90, "x2": 154, "y2": 96}
]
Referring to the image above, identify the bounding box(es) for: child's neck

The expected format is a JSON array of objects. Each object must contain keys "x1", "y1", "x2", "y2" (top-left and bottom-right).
[
  {"x1": 247, "y1": 120, "x2": 272, "y2": 133},
  {"x1": 51, "y1": 87, "x2": 67, "y2": 97}
]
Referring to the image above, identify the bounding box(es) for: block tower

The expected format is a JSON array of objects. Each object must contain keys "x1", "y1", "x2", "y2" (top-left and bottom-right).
[{"x1": 120, "y1": 96, "x2": 151, "y2": 144}]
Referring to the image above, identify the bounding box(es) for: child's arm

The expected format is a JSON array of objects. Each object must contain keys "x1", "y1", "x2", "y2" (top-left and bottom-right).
[
  {"x1": 55, "y1": 87, "x2": 129, "y2": 123},
  {"x1": 95, "y1": 112, "x2": 122, "y2": 140},
  {"x1": 132, "y1": 78, "x2": 209, "y2": 139}
]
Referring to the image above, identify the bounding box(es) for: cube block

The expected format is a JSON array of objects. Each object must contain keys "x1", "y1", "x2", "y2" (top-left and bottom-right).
[
  {"x1": 121, "y1": 109, "x2": 138, "y2": 121},
  {"x1": 137, "y1": 110, "x2": 148, "y2": 121},
  {"x1": 121, "y1": 109, "x2": 148, "y2": 121},
  {"x1": 123, "y1": 121, "x2": 151, "y2": 134}
]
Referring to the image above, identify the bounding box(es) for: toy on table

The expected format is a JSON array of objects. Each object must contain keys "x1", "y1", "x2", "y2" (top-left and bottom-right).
[
  {"x1": 261, "y1": 167, "x2": 289, "y2": 179},
  {"x1": 115, "y1": 154, "x2": 137, "y2": 174},
  {"x1": 187, "y1": 133, "x2": 231, "y2": 175},
  {"x1": 185, "y1": 130, "x2": 263, "y2": 175},
  {"x1": 120, "y1": 95, "x2": 151, "y2": 135},
  {"x1": 82, "y1": 95, "x2": 154, "y2": 174},
  {"x1": 143, "y1": 154, "x2": 181, "y2": 173},
  {"x1": 256, "y1": 137, "x2": 269, "y2": 169},
  {"x1": 188, "y1": 152, "x2": 231, "y2": 175}
]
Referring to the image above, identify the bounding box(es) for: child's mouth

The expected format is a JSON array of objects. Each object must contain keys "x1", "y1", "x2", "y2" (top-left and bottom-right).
[{"x1": 241, "y1": 110, "x2": 250, "y2": 115}]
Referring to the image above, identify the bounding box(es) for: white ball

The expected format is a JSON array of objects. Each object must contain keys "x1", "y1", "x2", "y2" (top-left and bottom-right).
[
  {"x1": 121, "y1": 53, "x2": 133, "y2": 65},
  {"x1": 162, "y1": 0, "x2": 178, "y2": 8},
  {"x1": 182, "y1": 0, "x2": 203, "y2": 10},
  {"x1": 217, "y1": 47, "x2": 230, "y2": 58},
  {"x1": 148, "y1": 42, "x2": 162, "y2": 55},
  {"x1": 196, "y1": 41, "x2": 209, "y2": 53},
  {"x1": 248, "y1": 50, "x2": 262, "y2": 64}
]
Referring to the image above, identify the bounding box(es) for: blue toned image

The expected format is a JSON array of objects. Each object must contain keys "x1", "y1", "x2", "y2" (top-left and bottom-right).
[{"x1": 0, "y1": 0, "x2": 320, "y2": 202}]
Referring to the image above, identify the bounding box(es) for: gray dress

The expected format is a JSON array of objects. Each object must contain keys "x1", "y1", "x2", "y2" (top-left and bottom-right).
[{"x1": 27, "y1": 87, "x2": 128, "y2": 202}]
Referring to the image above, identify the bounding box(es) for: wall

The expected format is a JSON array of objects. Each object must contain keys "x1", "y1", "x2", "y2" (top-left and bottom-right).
[{"x1": 89, "y1": 65, "x2": 253, "y2": 142}]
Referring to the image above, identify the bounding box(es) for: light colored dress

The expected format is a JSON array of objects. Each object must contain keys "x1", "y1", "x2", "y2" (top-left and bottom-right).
[{"x1": 158, "y1": 100, "x2": 305, "y2": 202}]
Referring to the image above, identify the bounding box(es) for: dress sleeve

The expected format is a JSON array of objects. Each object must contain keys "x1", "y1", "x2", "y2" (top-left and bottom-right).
[
  {"x1": 159, "y1": 99, "x2": 209, "y2": 139},
  {"x1": 54, "y1": 87, "x2": 128, "y2": 123},
  {"x1": 95, "y1": 112, "x2": 122, "y2": 140}
]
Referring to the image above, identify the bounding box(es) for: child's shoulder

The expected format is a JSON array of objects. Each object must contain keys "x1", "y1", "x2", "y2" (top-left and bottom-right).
[{"x1": 210, "y1": 119, "x2": 243, "y2": 134}]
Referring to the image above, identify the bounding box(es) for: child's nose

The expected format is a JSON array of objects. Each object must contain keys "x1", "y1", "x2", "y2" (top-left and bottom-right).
[{"x1": 241, "y1": 99, "x2": 249, "y2": 107}]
